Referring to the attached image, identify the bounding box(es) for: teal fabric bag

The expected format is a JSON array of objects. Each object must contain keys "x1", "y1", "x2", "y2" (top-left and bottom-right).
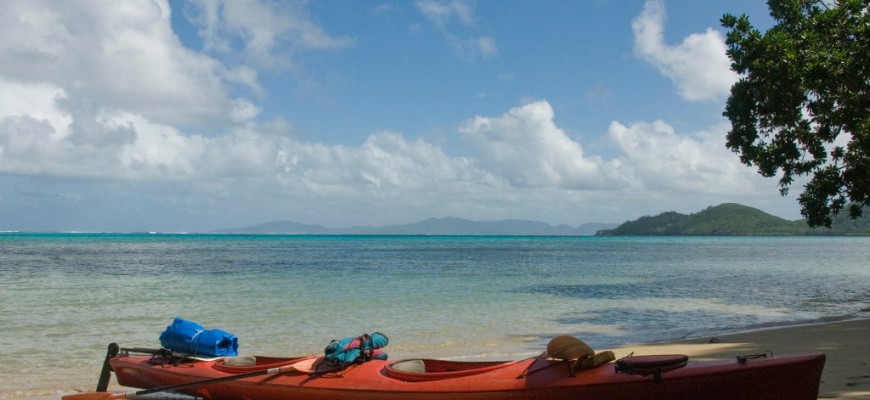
[{"x1": 324, "y1": 332, "x2": 388, "y2": 367}]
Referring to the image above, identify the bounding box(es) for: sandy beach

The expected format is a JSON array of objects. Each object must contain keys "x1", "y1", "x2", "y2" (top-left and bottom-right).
[{"x1": 604, "y1": 318, "x2": 870, "y2": 399}]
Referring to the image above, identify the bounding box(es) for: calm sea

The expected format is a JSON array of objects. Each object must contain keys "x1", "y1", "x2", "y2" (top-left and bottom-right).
[{"x1": 1, "y1": 233, "x2": 868, "y2": 398}]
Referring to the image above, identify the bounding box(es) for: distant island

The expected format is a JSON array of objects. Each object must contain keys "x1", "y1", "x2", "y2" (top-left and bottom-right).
[
  {"x1": 596, "y1": 203, "x2": 870, "y2": 236},
  {"x1": 213, "y1": 203, "x2": 870, "y2": 236},
  {"x1": 212, "y1": 217, "x2": 618, "y2": 236}
]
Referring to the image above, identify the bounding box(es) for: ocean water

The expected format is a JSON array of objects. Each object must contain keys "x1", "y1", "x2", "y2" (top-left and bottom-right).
[{"x1": 1, "y1": 233, "x2": 868, "y2": 398}]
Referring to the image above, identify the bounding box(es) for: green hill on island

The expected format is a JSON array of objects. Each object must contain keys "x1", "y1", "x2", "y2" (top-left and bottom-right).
[{"x1": 597, "y1": 203, "x2": 870, "y2": 236}]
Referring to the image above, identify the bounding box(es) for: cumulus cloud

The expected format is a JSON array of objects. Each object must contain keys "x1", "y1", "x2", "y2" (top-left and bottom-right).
[
  {"x1": 607, "y1": 119, "x2": 771, "y2": 197},
  {"x1": 632, "y1": 0, "x2": 738, "y2": 101},
  {"x1": 0, "y1": 0, "x2": 359, "y2": 179},
  {"x1": 0, "y1": 0, "x2": 354, "y2": 133},
  {"x1": 0, "y1": 78, "x2": 71, "y2": 138},
  {"x1": 0, "y1": 0, "x2": 230, "y2": 128},
  {"x1": 460, "y1": 101, "x2": 615, "y2": 189},
  {"x1": 272, "y1": 131, "x2": 491, "y2": 199}
]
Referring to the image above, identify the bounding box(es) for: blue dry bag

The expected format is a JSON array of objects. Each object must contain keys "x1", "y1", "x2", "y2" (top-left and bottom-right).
[{"x1": 159, "y1": 317, "x2": 239, "y2": 357}]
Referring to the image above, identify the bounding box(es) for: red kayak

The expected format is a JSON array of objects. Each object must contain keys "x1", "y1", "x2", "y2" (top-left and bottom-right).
[{"x1": 103, "y1": 346, "x2": 825, "y2": 400}]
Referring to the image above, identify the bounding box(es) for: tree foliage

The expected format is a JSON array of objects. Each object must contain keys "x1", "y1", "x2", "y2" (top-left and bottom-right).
[{"x1": 721, "y1": 0, "x2": 870, "y2": 227}]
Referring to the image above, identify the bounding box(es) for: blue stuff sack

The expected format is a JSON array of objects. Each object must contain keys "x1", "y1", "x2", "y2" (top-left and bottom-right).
[
  {"x1": 324, "y1": 332, "x2": 388, "y2": 368},
  {"x1": 159, "y1": 317, "x2": 239, "y2": 357}
]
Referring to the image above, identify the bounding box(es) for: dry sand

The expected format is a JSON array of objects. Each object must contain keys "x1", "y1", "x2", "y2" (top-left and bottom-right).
[{"x1": 604, "y1": 318, "x2": 870, "y2": 399}]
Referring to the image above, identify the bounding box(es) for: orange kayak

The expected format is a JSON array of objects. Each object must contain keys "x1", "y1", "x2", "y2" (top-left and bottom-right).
[{"x1": 108, "y1": 348, "x2": 825, "y2": 400}]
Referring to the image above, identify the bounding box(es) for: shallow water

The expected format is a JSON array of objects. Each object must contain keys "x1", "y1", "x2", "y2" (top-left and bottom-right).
[{"x1": 1, "y1": 234, "x2": 868, "y2": 398}]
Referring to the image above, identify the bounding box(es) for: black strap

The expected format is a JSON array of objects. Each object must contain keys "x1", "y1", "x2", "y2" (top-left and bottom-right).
[{"x1": 358, "y1": 334, "x2": 373, "y2": 362}]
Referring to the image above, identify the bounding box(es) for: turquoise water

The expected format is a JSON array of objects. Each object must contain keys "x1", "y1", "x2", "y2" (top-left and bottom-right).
[{"x1": 1, "y1": 234, "x2": 868, "y2": 398}]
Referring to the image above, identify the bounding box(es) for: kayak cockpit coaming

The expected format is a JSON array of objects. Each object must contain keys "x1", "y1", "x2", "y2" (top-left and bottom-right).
[
  {"x1": 212, "y1": 355, "x2": 316, "y2": 374},
  {"x1": 385, "y1": 358, "x2": 521, "y2": 381}
]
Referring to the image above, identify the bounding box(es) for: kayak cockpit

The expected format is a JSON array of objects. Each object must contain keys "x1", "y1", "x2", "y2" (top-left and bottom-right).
[
  {"x1": 385, "y1": 359, "x2": 518, "y2": 381},
  {"x1": 212, "y1": 355, "x2": 316, "y2": 373}
]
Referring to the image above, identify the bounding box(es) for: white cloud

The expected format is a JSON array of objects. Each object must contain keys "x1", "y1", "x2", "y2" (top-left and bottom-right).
[
  {"x1": 108, "y1": 112, "x2": 206, "y2": 178},
  {"x1": 460, "y1": 101, "x2": 615, "y2": 189},
  {"x1": 221, "y1": 65, "x2": 264, "y2": 97},
  {"x1": 229, "y1": 99, "x2": 262, "y2": 123},
  {"x1": 417, "y1": 0, "x2": 474, "y2": 26},
  {"x1": 187, "y1": 0, "x2": 354, "y2": 69},
  {"x1": 270, "y1": 131, "x2": 491, "y2": 201},
  {"x1": 455, "y1": 101, "x2": 772, "y2": 202},
  {"x1": 607, "y1": 119, "x2": 770, "y2": 196},
  {"x1": 0, "y1": 0, "x2": 353, "y2": 133},
  {"x1": 416, "y1": 0, "x2": 497, "y2": 61},
  {"x1": 0, "y1": 78, "x2": 71, "y2": 138},
  {"x1": 632, "y1": 0, "x2": 738, "y2": 101},
  {"x1": 0, "y1": 0, "x2": 229, "y2": 127},
  {"x1": 0, "y1": 0, "x2": 356, "y2": 180}
]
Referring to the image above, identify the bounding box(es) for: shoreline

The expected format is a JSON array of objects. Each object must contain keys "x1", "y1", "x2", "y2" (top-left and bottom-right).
[{"x1": 603, "y1": 317, "x2": 870, "y2": 399}]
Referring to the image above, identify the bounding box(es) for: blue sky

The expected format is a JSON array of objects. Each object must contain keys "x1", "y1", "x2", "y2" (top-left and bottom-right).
[{"x1": 0, "y1": 0, "x2": 789, "y2": 232}]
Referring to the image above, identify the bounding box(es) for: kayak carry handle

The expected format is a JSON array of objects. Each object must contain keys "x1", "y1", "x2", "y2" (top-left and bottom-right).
[{"x1": 737, "y1": 350, "x2": 774, "y2": 364}]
